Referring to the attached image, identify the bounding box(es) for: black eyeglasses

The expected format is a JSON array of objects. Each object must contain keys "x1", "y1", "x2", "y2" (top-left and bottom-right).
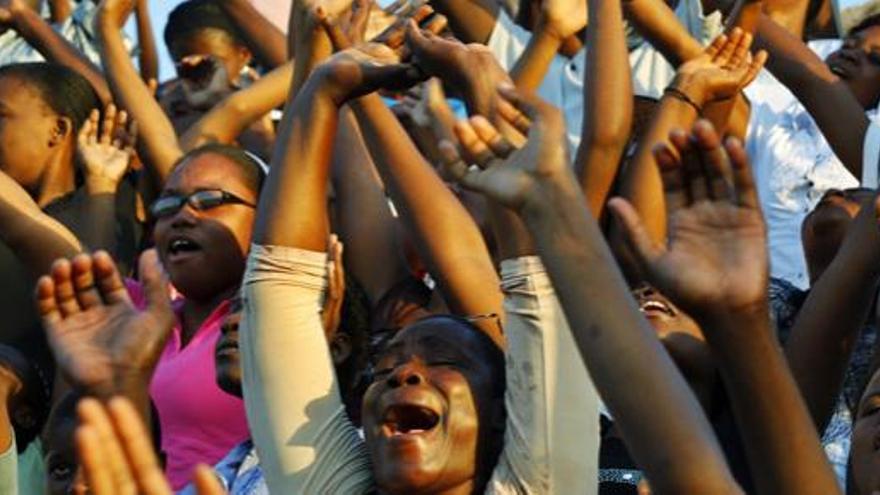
[{"x1": 150, "y1": 189, "x2": 257, "y2": 219}]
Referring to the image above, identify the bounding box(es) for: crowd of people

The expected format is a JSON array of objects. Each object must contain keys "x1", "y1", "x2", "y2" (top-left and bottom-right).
[{"x1": 0, "y1": 0, "x2": 879, "y2": 493}]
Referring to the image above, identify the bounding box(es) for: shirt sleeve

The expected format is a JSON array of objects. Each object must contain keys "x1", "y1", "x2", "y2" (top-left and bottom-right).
[
  {"x1": 485, "y1": 10, "x2": 533, "y2": 72},
  {"x1": 0, "y1": 434, "x2": 18, "y2": 495},
  {"x1": 240, "y1": 244, "x2": 373, "y2": 494},
  {"x1": 486, "y1": 257, "x2": 600, "y2": 495},
  {"x1": 862, "y1": 121, "x2": 880, "y2": 188}
]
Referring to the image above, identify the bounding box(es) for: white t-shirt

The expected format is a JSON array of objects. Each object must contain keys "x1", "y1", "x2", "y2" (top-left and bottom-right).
[
  {"x1": 485, "y1": 1, "x2": 723, "y2": 154},
  {"x1": 744, "y1": 40, "x2": 880, "y2": 289}
]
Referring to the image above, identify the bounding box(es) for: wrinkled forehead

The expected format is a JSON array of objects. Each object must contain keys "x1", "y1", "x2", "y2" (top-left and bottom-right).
[{"x1": 381, "y1": 319, "x2": 499, "y2": 368}]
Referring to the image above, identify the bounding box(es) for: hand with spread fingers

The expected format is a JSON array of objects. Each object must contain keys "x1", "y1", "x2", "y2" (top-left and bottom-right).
[
  {"x1": 76, "y1": 396, "x2": 226, "y2": 495},
  {"x1": 438, "y1": 87, "x2": 570, "y2": 210},
  {"x1": 79, "y1": 104, "x2": 137, "y2": 195},
  {"x1": 669, "y1": 28, "x2": 767, "y2": 109},
  {"x1": 607, "y1": 119, "x2": 768, "y2": 320},
  {"x1": 321, "y1": 234, "x2": 346, "y2": 340},
  {"x1": 36, "y1": 250, "x2": 175, "y2": 400}
]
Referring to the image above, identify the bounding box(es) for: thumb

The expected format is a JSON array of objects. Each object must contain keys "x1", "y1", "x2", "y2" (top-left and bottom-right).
[
  {"x1": 138, "y1": 250, "x2": 173, "y2": 325},
  {"x1": 607, "y1": 197, "x2": 665, "y2": 271}
]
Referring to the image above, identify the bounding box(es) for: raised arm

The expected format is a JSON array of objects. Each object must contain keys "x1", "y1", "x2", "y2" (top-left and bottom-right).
[
  {"x1": 575, "y1": 0, "x2": 631, "y2": 219},
  {"x1": 218, "y1": 0, "x2": 288, "y2": 69},
  {"x1": 134, "y1": 0, "x2": 158, "y2": 82},
  {"x1": 0, "y1": 0, "x2": 111, "y2": 104},
  {"x1": 754, "y1": 14, "x2": 870, "y2": 177},
  {"x1": 617, "y1": 30, "x2": 765, "y2": 245},
  {"x1": 439, "y1": 89, "x2": 741, "y2": 494},
  {"x1": 610, "y1": 120, "x2": 841, "y2": 495},
  {"x1": 244, "y1": 44, "x2": 417, "y2": 493},
  {"x1": 760, "y1": 0, "x2": 811, "y2": 38},
  {"x1": 509, "y1": 0, "x2": 586, "y2": 91},
  {"x1": 0, "y1": 169, "x2": 81, "y2": 276},
  {"x1": 428, "y1": 0, "x2": 500, "y2": 44},
  {"x1": 180, "y1": 61, "x2": 293, "y2": 151},
  {"x1": 96, "y1": 0, "x2": 183, "y2": 187},
  {"x1": 785, "y1": 196, "x2": 880, "y2": 432}
]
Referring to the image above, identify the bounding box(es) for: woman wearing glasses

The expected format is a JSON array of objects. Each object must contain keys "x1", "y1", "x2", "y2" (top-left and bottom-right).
[{"x1": 134, "y1": 143, "x2": 264, "y2": 490}]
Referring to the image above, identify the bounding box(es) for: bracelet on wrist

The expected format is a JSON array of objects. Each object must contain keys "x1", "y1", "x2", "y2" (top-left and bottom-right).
[{"x1": 663, "y1": 86, "x2": 703, "y2": 115}]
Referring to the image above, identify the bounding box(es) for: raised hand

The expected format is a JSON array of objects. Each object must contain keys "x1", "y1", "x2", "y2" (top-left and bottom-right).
[
  {"x1": 438, "y1": 87, "x2": 569, "y2": 211},
  {"x1": 671, "y1": 28, "x2": 767, "y2": 107},
  {"x1": 36, "y1": 250, "x2": 175, "y2": 398},
  {"x1": 177, "y1": 55, "x2": 236, "y2": 110},
  {"x1": 608, "y1": 120, "x2": 768, "y2": 320},
  {"x1": 78, "y1": 104, "x2": 137, "y2": 194},
  {"x1": 538, "y1": 0, "x2": 587, "y2": 42},
  {"x1": 312, "y1": 42, "x2": 424, "y2": 104},
  {"x1": 0, "y1": 0, "x2": 28, "y2": 30},
  {"x1": 76, "y1": 396, "x2": 226, "y2": 495}
]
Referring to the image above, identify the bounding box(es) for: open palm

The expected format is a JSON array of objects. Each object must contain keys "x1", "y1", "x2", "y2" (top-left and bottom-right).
[
  {"x1": 37, "y1": 250, "x2": 174, "y2": 395},
  {"x1": 609, "y1": 121, "x2": 769, "y2": 318}
]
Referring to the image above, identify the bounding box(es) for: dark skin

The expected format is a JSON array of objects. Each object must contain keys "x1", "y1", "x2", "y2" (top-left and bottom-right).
[
  {"x1": 152, "y1": 154, "x2": 257, "y2": 344},
  {"x1": 364, "y1": 318, "x2": 503, "y2": 495},
  {"x1": 851, "y1": 368, "x2": 880, "y2": 495}
]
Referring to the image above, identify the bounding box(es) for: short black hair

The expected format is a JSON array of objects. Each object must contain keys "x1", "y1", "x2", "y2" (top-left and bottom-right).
[
  {"x1": 173, "y1": 143, "x2": 267, "y2": 195},
  {"x1": 0, "y1": 62, "x2": 99, "y2": 134},
  {"x1": 164, "y1": 0, "x2": 244, "y2": 60}
]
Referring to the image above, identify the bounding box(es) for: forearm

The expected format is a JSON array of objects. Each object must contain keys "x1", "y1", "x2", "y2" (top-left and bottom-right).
[
  {"x1": 12, "y1": 7, "x2": 111, "y2": 104},
  {"x1": 75, "y1": 193, "x2": 117, "y2": 255},
  {"x1": 755, "y1": 14, "x2": 868, "y2": 177},
  {"x1": 623, "y1": 0, "x2": 704, "y2": 68},
  {"x1": 289, "y1": 6, "x2": 332, "y2": 99},
  {"x1": 785, "y1": 203, "x2": 880, "y2": 431},
  {"x1": 576, "y1": 0, "x2": 632, "y2": 219},
  {"x1": 253, "y1": 74, "x2": 337, "y2": 250},
  {"x1": 181, "y1": 61, "x2": 294, "y2": 151},
  {"x1": 219, "y1": 0, "x2": 288, "y2": 68},
  {"x1": 96, "y1": 14, "x2": 183, "y2": 186},
  {"x1": 510, "y1": 27, "x2": 562, "y2": 91},
  {"x1": 48, "y1": 0, "x2": 72, "y2": 24},
  {"x1": 760, "y1": 0, "x2": 809, "y2": 38},
  {"x1": 707, "y1": 309, "x2": 841, "y2": 495},
  {"x1": 134, "y1": 0, "x2": 159, "y2": 82},
  {"x1": 332, "y1": 109, "x2": 408, "y2": 305},
  {"x1": 351, "y1": 94, "x2": 504, "y2": 341},
  {"x1": 520, "y1": 174, "x2": 740, "y2": 494},
  {"x1": 618, "y1": 88, "x2": 701, "y2": 244},
  {"x1": 429, "y1": 0, "x2": 500, "y2": 44}
]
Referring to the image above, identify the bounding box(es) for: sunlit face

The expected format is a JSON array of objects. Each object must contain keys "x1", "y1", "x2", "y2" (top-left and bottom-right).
[
  {"x1": 826, "y1": 25, "x2": 880, "y2": 108},
  {"x1": 0, "y1": 76, "x2": 63, "y2": 194},
  {"x1": 153, "y1": 154, "x2": 257, "y2": 302},
  {"x1": 851, "y1": 369, "x2": 880, "y2": 494},
  {"x1": 362, "y1": 318, "x2": 504, "y2": 494}
]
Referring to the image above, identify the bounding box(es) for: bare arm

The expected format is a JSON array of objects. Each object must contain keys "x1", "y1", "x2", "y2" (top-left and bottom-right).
[
  {"x1": 96, "y1": 0, "x2": 183, "y2": 188},
  {"x1": 754, "y1": 14, "x2": 870, "y2": 178},
  {"x1": 761, "y1": 0, "x2": 810, "y2": 38},
  {"x1": 611, "y1": 119, "x2": 841, "y2": 495},
  {"x1": 331, "y1": 109, "x2": 410, "y2": 305},
  {"x1": 218, "y1": 0, "x2": 288, "y2": 69},
  {"x1": 4, "y1": 4, "x2": 111, "y2": 104},
  {"x1": 509, "y1": 0, "x2": 586, "y2": 91},
  {"x1": 134, "y1": 0, "x2": 158, "y2": 82},
  {"x1": 440, "y1": 91, "x2": 742, "y2": 494},
  {"x1": 181, "y1": 61, "x2": 293, "y2": 151},
  {"x1": 575, "y1": 0, "x2": 631, "y2": 220},
  {"x1": 428, "y1": 0, "x2": 500, "y2": 44},
  {"x1": 785, "y1": 196, "x2": 880, "y2": 432}
]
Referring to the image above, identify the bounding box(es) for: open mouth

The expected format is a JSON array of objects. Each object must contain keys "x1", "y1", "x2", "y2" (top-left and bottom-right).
[
  {"x1": 639, "y1": 299, "x2": 675, "y2": 317},
  {"x1": 382, "y1": 404, "x2": 440, "y2": 436},
  {"x1": 167, "y1": 237, "x2": 202, "y2": 257}
]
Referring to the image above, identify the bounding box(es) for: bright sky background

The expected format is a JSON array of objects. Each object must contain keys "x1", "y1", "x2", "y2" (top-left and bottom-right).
[{"x1": 838, "y1": 0, "x2": 876, "y2": 8}]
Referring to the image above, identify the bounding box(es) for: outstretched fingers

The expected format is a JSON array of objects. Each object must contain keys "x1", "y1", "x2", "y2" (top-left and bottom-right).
[
  {"x1": 607, "y1": 197, "x2": 666, "y2": 270},
  {"x1": 71, "y1": 254, "x2": 102, "y2": 310},
  {"x1": 77, "y1": 398, "x2": 137, "y2": 494},
  {"x1": 51, "y1": 259, "x2": 81, "y2": 318},
  {"x1": 691, "y1": 120, "x2": 734, "y2": 202},
  {"x1": 724, "y1": 136, "x2": 759, "y2": 210},
  {"x1": 107, "y1": 397, "x2": 173, "y2": 494},
  {"x1": 438, "y1": 139, "x2": 484, "y2": 193},
  {"x1": 469, "y1": 115, "x2": 516, "y2": 159},
  {"x1": 92, "y1": 250, "x2": 132, "y2": 305},
  {"x1": 452, "y1": 119, "x2": 499, "y2": 169}
]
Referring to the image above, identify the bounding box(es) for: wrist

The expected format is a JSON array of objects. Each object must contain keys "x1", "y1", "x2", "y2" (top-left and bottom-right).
[
  {"x1": 85, "y1": 176, "x2": 120, "y2": 194},
  {"x1": 534, "y1": 16, "x2": 569, "y2": 45},
  {"x1": 668, "y1": 74, "x2": 710, "y2": 109}
]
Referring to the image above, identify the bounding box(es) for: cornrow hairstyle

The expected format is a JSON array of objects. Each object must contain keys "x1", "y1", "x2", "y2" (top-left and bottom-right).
[
  {"x1": 0, "y1": 62, "x2": 99, "y2": 134},
  {"x1": 164, "y1": 0, "x2": 245, "y2": 60}
]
